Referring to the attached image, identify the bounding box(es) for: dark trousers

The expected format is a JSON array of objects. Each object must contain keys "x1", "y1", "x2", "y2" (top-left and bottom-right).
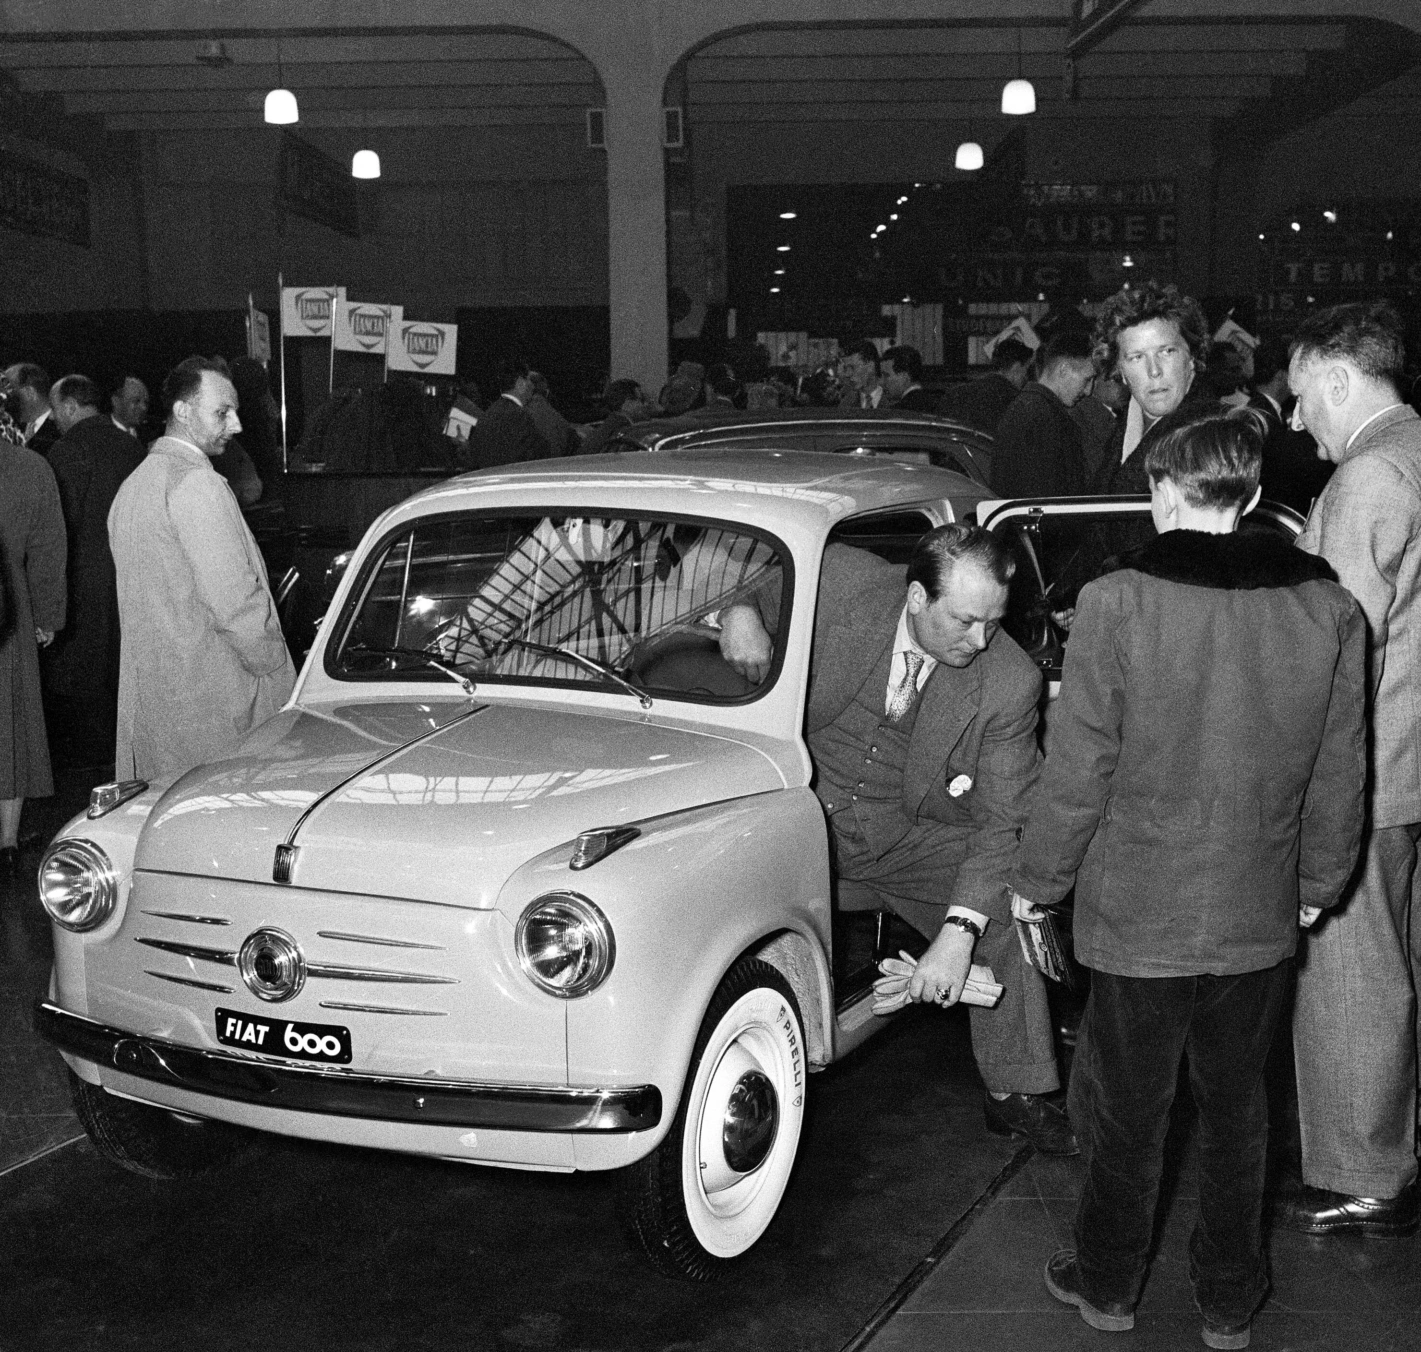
[{"x1": 1068, "y1": 961, "x2": 1292, "y2": 1326}]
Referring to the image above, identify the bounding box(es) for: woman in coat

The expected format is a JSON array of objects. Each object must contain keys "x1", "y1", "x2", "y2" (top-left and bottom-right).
[{"x1": 0, "y1": 407, "x2": 67, "y2": 872}]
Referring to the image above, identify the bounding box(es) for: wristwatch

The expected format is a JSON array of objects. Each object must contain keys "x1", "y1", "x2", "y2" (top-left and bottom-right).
[{"x1": 941, "y1": 914, "x2": 983, "y2": 941}]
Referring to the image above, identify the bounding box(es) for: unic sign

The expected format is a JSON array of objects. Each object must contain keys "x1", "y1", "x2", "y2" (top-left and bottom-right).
[{"x1": 386, "y1": 320, "x2": 458, "y2": 375}]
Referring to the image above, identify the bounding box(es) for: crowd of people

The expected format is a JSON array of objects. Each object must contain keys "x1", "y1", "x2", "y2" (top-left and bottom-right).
[
  {"x1": 3, "y1": 287, "x2": 1421, "y2": 1349},
  {"x1": 0, "y1": 354, "x2": 291, "y2": 870}
]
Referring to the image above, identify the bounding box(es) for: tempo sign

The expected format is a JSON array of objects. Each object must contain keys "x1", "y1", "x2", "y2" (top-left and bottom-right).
[
  {"x1": 386, "y1": 320, "x2": 458, "y2": 375},
  {"x1": 281, "y1": 285, "x2": 347, "y2": 338},
  {"x1": 333, "y1": 300, "x2": 403, "y2": 354}
]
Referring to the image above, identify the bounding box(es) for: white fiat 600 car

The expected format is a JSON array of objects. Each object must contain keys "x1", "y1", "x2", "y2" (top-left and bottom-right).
[{"x1": 35, "y1": 448, "x2": 995, "y2": 1279}]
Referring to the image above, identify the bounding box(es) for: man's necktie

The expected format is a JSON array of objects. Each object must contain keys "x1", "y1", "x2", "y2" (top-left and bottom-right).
[{"x1": 887, "y1": 651, "x2": 924, "y2": 722}]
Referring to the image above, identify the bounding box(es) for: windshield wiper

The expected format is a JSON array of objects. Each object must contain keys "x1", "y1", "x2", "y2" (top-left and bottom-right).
[
  {"x1": 499, "y1": 637, "x2": 652, "y2": 710},
  {"x1": 343, "y1": 644, "x2": 477, "y2": 697}
]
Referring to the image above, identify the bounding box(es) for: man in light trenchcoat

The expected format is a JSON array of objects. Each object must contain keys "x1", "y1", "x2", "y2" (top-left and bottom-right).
[{"x1": 108, "y1": 357, "x2": 294, "y2": 781}]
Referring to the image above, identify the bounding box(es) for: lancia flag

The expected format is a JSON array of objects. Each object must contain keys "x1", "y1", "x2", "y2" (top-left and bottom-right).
[
  {"x1": 281, "y1": 285, "x2": 346, "y2": 338},
  {"x1": 386, "y1": 320, "x2": 458, "y2": 376},
  {"x1": 333, "y1": 299, "x2": 403, "y2": 355}
]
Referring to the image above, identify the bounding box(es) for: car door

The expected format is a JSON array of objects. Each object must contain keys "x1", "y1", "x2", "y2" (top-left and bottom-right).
[{"x1": 977, "y1": 495, "x2": 1305, "y2": 699}]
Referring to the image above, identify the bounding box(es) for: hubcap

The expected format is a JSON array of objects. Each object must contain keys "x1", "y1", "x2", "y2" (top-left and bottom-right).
[{"x1": 722, "y1": 1068, "x2": 779, "y2": 1173}]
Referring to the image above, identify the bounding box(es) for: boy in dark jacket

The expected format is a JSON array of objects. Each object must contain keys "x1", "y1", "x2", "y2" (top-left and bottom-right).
[{"x1": 1010, "y1": 410, "x2": 1366, "y2": 1349}]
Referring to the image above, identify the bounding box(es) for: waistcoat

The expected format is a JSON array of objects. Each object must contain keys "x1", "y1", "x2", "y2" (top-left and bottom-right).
[{"x1": 809, "y1": 643, "x2": 922, "y2": 858}]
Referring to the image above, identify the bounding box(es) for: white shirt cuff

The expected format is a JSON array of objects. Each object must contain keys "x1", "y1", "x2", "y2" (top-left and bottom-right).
[{"x1": 946, "y1": 905, "x2": 989, "y2": 934}]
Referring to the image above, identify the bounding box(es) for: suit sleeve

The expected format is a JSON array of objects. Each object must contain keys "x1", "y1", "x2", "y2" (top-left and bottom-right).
[
  {"x1": 1009, "y1": 581, "x2": 1125, "y2": 907},
  {"x1": 1298, "y1": 456, "x2": 1415, "y2": 700},
  {"x1": 944, "y1": 658, "x2": 1042, "y2": 925},
  {"x1": 1298, "y1": 599, "x2": 1367, "y2": 911},
  {"x1": 170, "y1": 470, "x2": 289, "y2": 678}
]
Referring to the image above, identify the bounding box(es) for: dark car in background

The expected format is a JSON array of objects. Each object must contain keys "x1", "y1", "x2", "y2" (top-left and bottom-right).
[{"x1": 610, "y1": 407, "x2": 994, "y2": 487}]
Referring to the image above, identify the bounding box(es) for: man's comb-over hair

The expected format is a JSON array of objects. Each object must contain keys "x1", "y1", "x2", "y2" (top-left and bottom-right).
[
  {"x1": 906, "y1": 522, "x2": 1015, "y2": 600},
  {"x1": 52, "y1": 374, "x2": 103, "y2": 409},
  {"x1": 1143, "y1": 408, "x2": 1262, "y2": 511},
  {"x1": 1289, "y1": 300, "x2": 1406, "y2": 389}
]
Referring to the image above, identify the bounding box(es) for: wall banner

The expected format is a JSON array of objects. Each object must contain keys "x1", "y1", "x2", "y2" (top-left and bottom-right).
[
  {"x1": 277, "y1": 132, "x2": 360, "y2": 238},
  {"x1": 0, "y1": 147, "x2": 90, "y2": 247},
  {"x1": 333, "y1": 300, "x2": 402, "y2": 354},
  {"x1": 386, "y1": 320, "x2": 458, "y2": 375},
  {"x1": 281, "y1": 285, "x2": 346, "y2": 338},
  {"x1": 246, "y1": 296, "x2": 271, "y2": 365}
]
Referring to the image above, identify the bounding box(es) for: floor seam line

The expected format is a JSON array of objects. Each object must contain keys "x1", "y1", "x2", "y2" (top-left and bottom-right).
[
  {"x1": 0, "y1": 1133, "x2": 85, "y2": 1179},
  {"x1": 838, "y1": 1142, "x2": 1035, "y2": 1352}
]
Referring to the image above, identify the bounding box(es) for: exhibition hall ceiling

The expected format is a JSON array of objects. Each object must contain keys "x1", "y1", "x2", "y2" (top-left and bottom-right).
[{"x1": 0, "y1": 18, "x2": 1417, "y2": 147}]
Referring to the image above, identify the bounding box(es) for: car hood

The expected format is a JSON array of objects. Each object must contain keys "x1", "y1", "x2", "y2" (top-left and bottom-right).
[{"x1": 135, "y1": 700, "x2": 784, "y2": 907}]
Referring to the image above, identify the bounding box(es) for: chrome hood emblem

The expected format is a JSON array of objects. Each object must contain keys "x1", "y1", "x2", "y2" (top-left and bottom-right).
[{"x1": 238, "y1": 928, "x2": 307, "y2": 1003}]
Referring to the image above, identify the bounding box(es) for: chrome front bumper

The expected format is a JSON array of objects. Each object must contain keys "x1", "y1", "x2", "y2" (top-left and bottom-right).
[{"x1": 34, "y1": 1001, "x2": 661, "y2": 1134}]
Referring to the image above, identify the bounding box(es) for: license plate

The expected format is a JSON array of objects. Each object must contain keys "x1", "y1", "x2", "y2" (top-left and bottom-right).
[{"x1": 215, "y1": 1008, "x2": 352, "y2": 1065}]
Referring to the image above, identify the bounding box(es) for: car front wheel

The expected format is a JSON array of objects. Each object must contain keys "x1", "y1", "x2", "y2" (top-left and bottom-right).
[
  {"x1": 69, "y1": 1071, "x2": 246, "y2": 1179},
  {"x1": 619, "y1": 957, "x2": 806, "y2": 1280}
]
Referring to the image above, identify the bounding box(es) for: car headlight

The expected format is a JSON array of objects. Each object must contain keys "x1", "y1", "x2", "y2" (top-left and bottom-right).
[
  {"x1": 515, "y1": 891, "x2": 615, "y2": 998},
  {"x1": 39, "y1": 839, "x2": 119, "y2": 933}
]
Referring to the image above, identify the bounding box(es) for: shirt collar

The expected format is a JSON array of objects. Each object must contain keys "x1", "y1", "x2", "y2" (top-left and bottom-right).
[
  {"x1": 162, "y1": 434, "x2": 212, "y2": 461},
  {"x1": 894, "y1": 606, "x2": 935, "y2": 666},
  {"x1": 1345, "y1": 403, "x2": 1404, "y2": 453},
  {"x1": 26, "y1": 407, "x2": 50, "y2": 437},
  {"x1": 500, "y1": 392, "x2": 524, "y2": 409}
]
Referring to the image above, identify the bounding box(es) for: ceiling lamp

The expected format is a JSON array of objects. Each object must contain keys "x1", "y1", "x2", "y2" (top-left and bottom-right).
[
  {"x1": 352, "y1": 149, "x2": 381, "y2": 179},
  {"x1": 264, "y1": 87, "x2": 298, "y2": 125},
  {"x1": 955, "y1": 141, "x2": 984, "y2": 171},
  {"x1": 1001, "y1": 77, "x2": 1035, "y2": 115},
  {"x1": 264, "y1": 39, "x2": 298, "y2": 125},
  {"x1": 1001, "y1": 30, "x2": 1035, "y2": 115}
]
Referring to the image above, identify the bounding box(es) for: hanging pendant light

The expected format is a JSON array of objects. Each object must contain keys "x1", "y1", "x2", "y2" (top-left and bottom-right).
[
  {"x1": 352, "y1": 149, "x2": 381, "y2": 179},
  {"x1": 264, "y1": 38, "x2": 298, "y2": 124},
  {"x1": 955, "y1": 141, "x2": 984, "y2": 171},
  {"x1": 1001, "y1": 30, "x2": 1035, "y2": 115}
]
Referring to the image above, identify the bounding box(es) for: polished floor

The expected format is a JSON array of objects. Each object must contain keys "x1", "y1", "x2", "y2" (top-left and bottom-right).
[{"x1": 3, "y1": 775, "x2": 1418, "y2": 1350}]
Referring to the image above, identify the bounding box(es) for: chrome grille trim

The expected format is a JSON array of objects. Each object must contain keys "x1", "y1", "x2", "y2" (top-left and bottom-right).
[
  {"x1": 306, "y1": 962, "x2": 457, "y2": 985},
  {"x1": 140, "y1": 910, "x2": 231, "y2": 926},
  {"x1": 145, "y1": 970, "x2": 234, "y2": 994},
  {"x1": 318, "y1": 1001, "x2": 447, "y2": 1017},
  {"x1": 316, "y1": 930, "x2": 444, "y2": 951},
  {"x1": 134, "y1": 937, "x2": 236, "y2": 965}
]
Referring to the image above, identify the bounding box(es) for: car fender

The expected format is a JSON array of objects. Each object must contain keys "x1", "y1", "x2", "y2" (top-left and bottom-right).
[{"x1": 494, "y1": 786, "x2": 831, "y2": 1162}]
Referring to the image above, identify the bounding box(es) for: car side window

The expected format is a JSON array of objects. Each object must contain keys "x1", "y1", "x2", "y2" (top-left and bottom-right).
[{"x1": 827, "y1": 510, "x2": 937, "y2": 566}]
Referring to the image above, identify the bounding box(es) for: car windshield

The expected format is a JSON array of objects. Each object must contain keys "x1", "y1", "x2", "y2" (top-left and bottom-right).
[{"x1": 329, "y1": 511, "x2": 787, "y2": 703}]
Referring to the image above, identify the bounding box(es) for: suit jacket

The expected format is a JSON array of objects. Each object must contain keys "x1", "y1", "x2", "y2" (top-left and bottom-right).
[
  {"x1": 1251, "y1": 393, "x2": 1334, "y2": 516},
  {"x1": 807, "y1": 547, "x2": 1042, "y2": 925},
  {"x1": 461, "y1": 395, "x2": 551, "y2": 470},
  {"x1": 108, "y1": 437, "x2": 295, "y2": 781},
  {"x1": 990, "y1": 383, "x2": 1087, "y2": 498},
  {"x1": 1012, "y1": 530, "x2": 1364, "y2": 977},
  {"x1": 44, "y1": 413, "x2": 143, "y2": 696},
  {"x1": 1298, "y1": 404, "x2": 1421, "y2": 828},
  {"x1": 938, "y1": 373, "x2": 1019, "y2": 435},
  {"x1": 894, "y1": 386, "x2": 937, "y2": 412},
  {"x1": 26, "y1": 413, "x2": 61, "y2": 458}
]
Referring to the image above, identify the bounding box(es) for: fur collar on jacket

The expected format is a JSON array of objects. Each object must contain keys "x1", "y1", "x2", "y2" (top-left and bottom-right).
[{"x1": 1121, "y1": 528, "x2": 1337, "y2": 591}]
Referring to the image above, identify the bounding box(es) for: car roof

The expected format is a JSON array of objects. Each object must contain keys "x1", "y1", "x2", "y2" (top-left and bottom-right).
[
  {"x1": 391, "y1": 447, "x2": 990, "y2": 538},
  {"x1": 617, "y1": 406, "x2": 991, "y2": 451}
]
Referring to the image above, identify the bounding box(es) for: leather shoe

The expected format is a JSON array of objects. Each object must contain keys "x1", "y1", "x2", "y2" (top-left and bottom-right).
[
  {"x1": 1201, "y1": 1316, "x2": 1251, "y2": 1349},
  {"x1": 1043, "y1": 1249, "x2": 1134, "y2": 1332},
  {"x1": 1272, "y1": 1183, "x2": 1418, "y2": 1237},
  {"x1": 984, "y1": 1091, "x2": 1078, "y2": 1156}
]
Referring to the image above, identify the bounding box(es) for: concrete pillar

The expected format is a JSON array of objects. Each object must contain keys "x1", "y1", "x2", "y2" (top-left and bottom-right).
[{"x1": 601, "y1": 68, "x2": 669, "y2": 394}]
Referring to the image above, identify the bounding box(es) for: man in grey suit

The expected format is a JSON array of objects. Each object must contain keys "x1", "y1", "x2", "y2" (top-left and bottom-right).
[
  {"x1": 721, "y1": 526, "x2": 1071, "y2": 1153},
  {"x1": 1276, "y1": 301, "x2": 1421, "y2": 1237}
]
